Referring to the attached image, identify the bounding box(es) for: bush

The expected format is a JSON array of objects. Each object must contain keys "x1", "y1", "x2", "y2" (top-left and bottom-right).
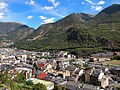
[
  {"x1": 26, "y1": 81, "x2": 33, "y2": 86},
  {"x1": 0, "y1": 84, "x2": 3, "y2": 87},
  {"x1": 112, "y1": 56, "x2": 120, "y2": 60},
  {"x1": 33, "y1": 83, "x2": 47, "y2": 90},
  {"x1": 14, "y1": 73, "x2": 26, "y2": 83},
  {"x1": 53, "y1": 84, "x2": 66, "y2": 90}
]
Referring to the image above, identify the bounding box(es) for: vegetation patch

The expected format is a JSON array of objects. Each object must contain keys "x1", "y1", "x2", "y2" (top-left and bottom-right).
[{"x1": 104, "y1": 60, "x2": 120, "y2": 65}]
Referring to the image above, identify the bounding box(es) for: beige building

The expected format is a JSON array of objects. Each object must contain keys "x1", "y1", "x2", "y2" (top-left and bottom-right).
[{"x1": 60, "y1": 70, "x2": 70, "y2": 79}]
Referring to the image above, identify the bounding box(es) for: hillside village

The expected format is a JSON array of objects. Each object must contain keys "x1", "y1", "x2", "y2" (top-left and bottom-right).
[{"x1": 0, "y1": 48, "x2": 120, "y2": 90}]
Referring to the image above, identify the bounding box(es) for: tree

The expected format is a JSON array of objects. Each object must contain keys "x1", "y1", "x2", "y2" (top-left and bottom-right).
[
  {"x1": 26, "y1": 81, "x2": 33, "y2": 86},
  {"x1": 116, "y1": 87, "x2": 120, "y2": 90},
  {"x1": 1, "y1": 76, "x2": 7, "y2": 84},
  {"x1": 18, "y1": 85, "x2": 32, "y2": 90},
  {"x1": 112, "y1": 56, "x2": 120, "y2": 60},
  {"x1": 33, "y1": 83, "x2": 47, "y2": 90},
  {"x1": 10, "y1": 80, "x2": 15, "y2": 90},
  {"x1": 33, "y1": 63, "x2": 38, "y2": 70},
  {"x1": 0, "y1": 72, "x2": 8, "y2": 84},
  {"x1": 14, "y1": 73, "x2": 26, "y2": 83},
  {"x1": 53, "y1": 84, "x2": 66, "y2": 90}
]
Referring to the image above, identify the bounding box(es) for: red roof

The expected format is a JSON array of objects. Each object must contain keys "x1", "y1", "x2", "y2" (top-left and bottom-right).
[
  {"x1": 40, "y1": 63, "x2": 45, "y2": 68},
  {"x1": 39, "y1": 73, "x2": 47, "y2": 79}
]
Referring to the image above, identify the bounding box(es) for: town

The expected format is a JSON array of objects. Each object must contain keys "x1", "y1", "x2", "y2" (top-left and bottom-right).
[{"x1": 0, "y1": 48, "x2": 120, "y2": 90}]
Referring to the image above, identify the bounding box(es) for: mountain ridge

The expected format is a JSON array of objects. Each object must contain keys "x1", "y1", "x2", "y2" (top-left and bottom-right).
[
  {"x1": 25, "y1": 13, "x2": 94, "y2": 41},
  {"x1": 0, "y1": 22, "x2": 35, "y2": 41},
  {"x1": 11, "y1": 4, "x2": 120, "y2": 57},
  {"x1": 88, "y1": 4, "x2": 120, "y2": 26}
]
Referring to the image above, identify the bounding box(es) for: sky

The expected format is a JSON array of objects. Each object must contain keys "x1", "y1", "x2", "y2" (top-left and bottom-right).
[{"x1": 0, "y1": 0, "x2": 119, "y2": 28}]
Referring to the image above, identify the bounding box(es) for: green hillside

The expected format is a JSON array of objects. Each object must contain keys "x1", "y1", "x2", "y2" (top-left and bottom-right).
[
  {"x1": 88, "y1": 4, "x2": 120, "y2": 26},
  {"x1": 0, "y1": 22, "x2": 34, "y2": 41},
  {"x1": 12, "y1": 4, "x2": 120, "y2": 57}
]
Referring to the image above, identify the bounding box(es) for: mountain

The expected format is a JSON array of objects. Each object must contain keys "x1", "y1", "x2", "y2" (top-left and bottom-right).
[
  {"x1": 13, "y1": 4, "x2": 120, "y2": 57},
  {"x1": 24, "y1": 13, "x2": 94, "y2": 40},
  {"x1": 0, "y1": 22, "x2": 35, "y2": 41},
  {"x1": 88, "y1": 4, "x2": 120, "y2": 26}
]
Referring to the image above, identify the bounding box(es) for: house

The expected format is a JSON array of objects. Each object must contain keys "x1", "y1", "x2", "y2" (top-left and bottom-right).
[
  {"x1": 46, "y1": 64, "x2": 52, "y2": 70},
  {"x1": 54, "y1": 78, "x2": 67, "y2": 85},
  {"x1": 62, "y1": 81, "x2": 100, "y2": 90},
  {"x1": 91, "y1": 68, "x2": 111, "y2": 88},
  {"x1": 43, "y1": 74, "x2": 53, "y2": 81},
  {"x1": 72, "y1": 60, "x2": 85, "y2": 66},
  {"x1": 16, "y1": 67, "x2": 32, "y2": 79},
  {"x1": 48, "y1": 68, "x2": 54, "y2": 73},
  {"x1": 99, "y1": 76, "x2": 109, "y2": 88},
  {"x1": 40, "y1": 63, "x2": 45, "y2": 69},
  {"x1": 89, "y1": 57, "x2": 97, "y2": 62},
  {"x1": 110, "y1": 67, "x2": 120, "y2": 78},
  {"x1": 75, "y1": 68, "x2": 84, "y2": 76},
  {"x1": 112, "y1": 75, "x2": 120, "y2": 83},
  {"x1": 98, "y1": 58, "x2": 111, "y2": 61},
  {"x1": 16, "y1": 54, "x2": 27, "y2": 62},
  {"x1": 57, "y1": 51, "x2": 68, "y2": 57},
  {"x1": 59, "y1": 70, "x2": 71, "y2": 79},
  {"x1": 114, "y1": 52, "x2": 120, "y2": 56},
  {"x1": 85, "y1": 69, "x2": 92, "y2": 84},
  {"x1": 78, "y1": 68, "x2": 111, "y2": 88},
  {"x1": 67, "y1": 54, "x2": 71, "y2": 58},
  {"x1": 56, "y1": 61, "x2": 62, "y2": 70},
  {"x1": 65, "y1": 66, "x2": 76, "y2": 76},
  {"x1": 7, "y1": 58, "x2": 14, "y2": 63},
  {"x1": 52, "y1": 60, "x2": 57, "y2": 69},
  {"x1": 41, "y1": 52, "x2": 50, "y2": 57},
  {"x1": 39, "y1": 73, "x2": 47, "y2": 79},
  {"x1": 14, "y1": 60, "x2": 20, "y2": 64},
  {"x1": 62, "y1": 61, "x2": 69, "y2": 68},
  {"x1": 0, "y1": 55, "x2": 7, "y2": 61}
]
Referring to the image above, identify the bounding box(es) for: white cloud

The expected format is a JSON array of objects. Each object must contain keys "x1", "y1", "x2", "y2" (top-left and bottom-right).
[
  {"x1": 27, "y1": 16, "x2": 33, "y2": 19},
  {"x1": 97, "y1": 1, "x2": 105, "y2": 5},
  {"x1": 31, "y1": 3, "x2": 65, "y2": 18},
  {"x1": 42, "y1": 6, "x2": 54, "y2": 10},
  {"x1": 0, "y1": 13, "x2": 4, "y2": 16},
  {"x1": 49, "y1": 0, "x2": 55, "y2": 4},
  {"x1": 0, "y1": 13, "x2": 4, "y2": 19},
  {"x1": 25, "y1": 0, "x2": 35, "y2": 6},
  {"x1": 44, "y1": 18, "x2": 55, "y2": 24},
  {"x1": 85, "y1": 0, "x2": 105, "y2": 5},
  {"x1": 29, "y1": 0, "x2": 35, "y2": 5},
  {"x1": 41, "y1": 17, "x2": 55, "y2": 25},
  {"x1": 95, "y1": 6, "x2": 102, "y2": 11},
  {"x1": 0, "y1": 2, "x2": 8, "y2": 9},
  {"x1": 0, "y1": 16, "x2": 4, "y2": 19},
  {"x1": 91, "y1": 6, "x2": 102, "y2": 11},
  {"x1": 82, "y1": 2, "x2": 85, "y2": 4},
  {"x1": 54, "y1": 2, "x2": 60, "y2": 7},
  {"x1": 0, "y1": 2, "x2": 8, "y2": 19},
  {"x1": 49, "y1": 0, "x2": 60, "y2": 7},
  {"x1": 39, "y1": 16, "x2": 47, "y2": 19},
  {"x1": 85, "y1": 0, "x2": 96, "y2": 5},
  {"x1": 91, "y1": 5, "x2": 95, "y2": 9},
  {"x1": 41, "y1": 22, "x2": 45, "y2": 25}
]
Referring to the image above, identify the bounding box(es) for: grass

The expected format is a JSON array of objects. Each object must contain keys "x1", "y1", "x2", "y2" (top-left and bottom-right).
[
  {"x1": 105, "y1": 63, "x2": 120, "y2": 65},
  {"x1": 104, "y1": 60, "x2": 120, "y2": 66}
]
